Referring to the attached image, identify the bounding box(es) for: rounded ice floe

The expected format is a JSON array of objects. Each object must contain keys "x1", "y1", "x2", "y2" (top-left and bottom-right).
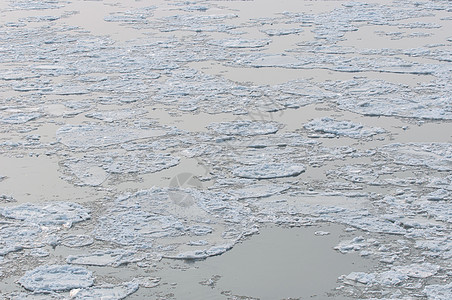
[
  {"x1": 303, "y1": 117, "x2": 385, "y2": 138},
  {"x1": 1, "y1": 202, "x2": 90, "y2": 228},
  {"x1": 207, "y1": 120, "x2": 280, "y2": 136},
  {"x1": 61, "y1": 235, "x2": 94, "y2": 248},
  {"x1": 19, "y1": 265, "x2": 93, "y2": 292},
  {"x1": 233, "y1": 163, "x2": 305, "y2": 179}
]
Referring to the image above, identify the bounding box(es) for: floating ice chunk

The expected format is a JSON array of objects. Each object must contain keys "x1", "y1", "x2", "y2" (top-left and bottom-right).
[
  {"x1": 425, "y1": 189, "x2": 451, "y2": 201},
  {"x1": 0, "y1": 225, "x2": 43, "y2": 256},
  {"x1": 1, "y1": 113, "x2": 41, "y2": 124},
  {"x1": 104, "y1": 7, "x2": 154, "y2": 24},
  {"x1": 207, "y1": 120, "x2": 280, "y2": 136},
  {"x1": 233, "y1": 163, "x2": 305, "y2": 179},
  {"x1": 303, "y1": 117, "x2": 385, "y2": 138},
  {"x1": 250, "y1": 54, "x2": 303, "y2": 68},
  {"x1": 85, "y1": 109, "x2": 147, "y2": 122},
  {"x1": 69, "y1": 282, "x2": 139, "y2": 299},
  {"x1": 345, "y1": 270, "x2": 408, "y2": 286},
  {"x1": 380, "y1": 143, "x2": 452, "y2": 171},
  {"x1": 393, "y1": 263, "x2": 440, "y2": 278},
  {"x1": 1, "y1": 202, "x2": 90, "y2": 228},
  {"x1": 61, "y1": 235, "x2": 94, "y2": 248},
  {"x1": 423, "y1": 282, "x2": 452, "y2": 300},
  {"x1": 67, "y1": 249, "x2": 142, "y2": 267},
  {"x1": 106, "y1": 152, "x2": 179, "y2": 174},
  {"x1": 56, "y1": 125, "x2": 165, "y2": 149},
  {"x1": 165, "y1": 244, "x2": 233, "y2": 260},
  {"x1": 261, "y1": 28, "x2": 303, "y2": 36},
  {"x1": 229, "y1": 184, "x2": 290, "y2": 199},
  {"x1": 19, "y1": 265, "x2": 93, "y2": 292},
  {"x1": 64, "y1": 160, "x2": 109, "y2": 187},
  {"x1": 209, "y1": 38, "x2": 270, "y2": 48},
  {"x1": 415, "y1": 238, "x2": 452, "y2": 259}
]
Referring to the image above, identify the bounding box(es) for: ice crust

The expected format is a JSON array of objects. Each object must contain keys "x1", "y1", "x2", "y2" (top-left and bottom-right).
[
  {"x1": 233, "y1": 163, "x2": 306, "y2": 179},
  {"x1": 69, "y1": 282, "x2": 139, "y2": 299},
  {"x1": 207, "y1": 121, "x2": 280, "y2": 136}
]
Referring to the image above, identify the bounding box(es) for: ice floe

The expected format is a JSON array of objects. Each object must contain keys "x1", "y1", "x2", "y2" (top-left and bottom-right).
[
  {"x1": 69, "y1": 282, "x2": 139, "y2": 299},
  {"x1": 19, "y1": 265, "x2": 93, "y2": 292},
  {"x1": 303, "y1": 117, "x2": 385, "y2": 138}
]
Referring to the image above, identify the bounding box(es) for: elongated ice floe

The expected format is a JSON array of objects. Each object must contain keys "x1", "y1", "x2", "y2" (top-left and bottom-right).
[
  {"x1": 233, "y1": 163, "x2": 305, "y2": 179},
  {"x1": 66, "y1": 249, "x2": 143, "y2": 267},
  {"x1": 19, "y1": 265, "x2": 93, "y2": 292},
  {"x1": 1, "y1": 202, "x2": 90, "y2": 228},
  {"x1": 303, "y1": 117, "x2": 385, "y2": 138},
  {"x1": 69, "y1": 282, "x2": 139, "y2": 300},
  {"x1": 207, "y1": 120, "x2": 280, "y2": 136}
]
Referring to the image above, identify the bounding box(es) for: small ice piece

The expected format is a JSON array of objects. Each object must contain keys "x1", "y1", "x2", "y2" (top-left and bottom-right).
[
  {"x1": 66, "y1": 249, "x2": 142, "y2": 267},
  {"x1": 423, "y1": 282, "x2": 452, "y2": 300},
  {"x1": 1, "y1": 113, "x2": 41, "y2": 124},
  {"x1": 69, "y1": 282, "x2": 139, "y2": 299},
  {"x1": 19, "y1": 265, "x2": 93, "y2": 292},
  {"x1": 303, "y1": 117, "x2": 385, "y2": 138},
  {"x1": 233, "y1": 163, "x2": 305, "y2": 179},
  {"x1": 209, "y1": 38, "x2": 270, "y2": 48},
  {"x1": 314, "y1": 231, "x2": 330, "y2": 236},
  {"x1": 345, "y1": 270, "x2": 408, "y2": 286},
  {"x1": 1, "y1": 202, "x2": 90, "y2": 228},
  {"x1": 207, "y1": 120, "x2": 280, "y2": 136},
  {"x1": 61, "y1": 235, "x2": 94, "y2": 248}
]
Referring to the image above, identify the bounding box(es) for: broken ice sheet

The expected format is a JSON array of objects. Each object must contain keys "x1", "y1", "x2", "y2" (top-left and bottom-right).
[
  {"x1": 1, "y1": 202, "x2": 90, "y2": 228},
  {"x1": 93, "y1": 188, "x2": 251, "y2": 257},
  {"x1": 207, "y1": 120, "x2": 280, "y2": 136},
  {"x1": 0, "y1": 224, "x2": 44, "y2": 256},
  {"x1": 228, "y1": 184, "x2": 291, "y2": 200},
  {"x1": 208, "y1": 38, "x2": 271, "y2": 48},
  {"x1": 66, "y1": 249, "x2": 143, "y2": 267},
  {"x1": 1, "y1": 113, "x2": 41, "y2": 124},
  {"x1": 19, "y1": 265, "x2": 93, "y2": 292},
  {"x1": 85, "y1": 108, "x2": 147, "y2": 123},
  {"x1": 61, "y1": 235, "x2": 94, "y2": 248},
  {"x1": 56, "y1": 124, "x2": 165, "y2": 149},
  {"x1": 303, "y1": 117, "x2": 385, "y2": 138},
  {"x1": 69, "y1": 282, "x2": 139, "y2": 300},
  {"x1": 232, "y1": 163, "x2": 305, "y2": 179},
  {"x1": 380, "y1": 143, "x2": 452, "y2": 171},
  {"x1": 260, "y1": 28, "x2": 303, "y2": 36}
]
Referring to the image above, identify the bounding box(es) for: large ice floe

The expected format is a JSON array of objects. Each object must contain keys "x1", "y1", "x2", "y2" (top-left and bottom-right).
[{"x1": 1, "y1": 0, "x2": 451, "y2": 298}]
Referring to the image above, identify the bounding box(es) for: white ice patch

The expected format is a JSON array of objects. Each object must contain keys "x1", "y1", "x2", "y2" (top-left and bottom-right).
[
  {"x1": 67, "y1": 249, "x2": 143, "y2": 267},
  {"x1": 69, "y1": 282, "x2": 139, "y2": 299},
  {"x1": 1, "y1": 113, "x2": 41, "y2": 124},
  {"x1": 19, "y1": 265, "x2": 93, "y2": 292},
  {"x1": 56, "y1": 125, "x2": 165, "y2": 149},
  {"x1": 207, "y1": 120, "x2": 280, "y2": 136},
  {"x1": 423, "y1": 282, "x2": 452, "y2": 300},
  {"x1": 61, "y1": 235, "x2": 94, "y2": 248},
  {"x1": 229, "y1": 184, "x2": 291, "y2": 200},
  {"x1": 209, "y1": 38, "x2": 270, "y2": 48},
  {"x1": 1, "y1": 202, "x2": 90, "y2": 228},
  {"x1": 303, "y1": 117, "x2": 385, "y2": 138},
  {"x1": 233, "y1": 163, "x2": 305, "y2": 179},
  {"x1": 261, "y1": 28, "x2": 303, "y2": 36},
  {"x1": 85, "y1": 109, "x2": 147, "y2": 122},
  {"x1": 380, "y1": 143, "x2": 452, "y2": 171},
  {"x1": 0, "y1": 225, "x2": 43, "y2": 256}
]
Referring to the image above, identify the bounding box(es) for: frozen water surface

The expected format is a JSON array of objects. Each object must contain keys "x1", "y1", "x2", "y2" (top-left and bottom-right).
[{"x1": 1, "y1": 0, "x2": 451, "y2": 298}]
